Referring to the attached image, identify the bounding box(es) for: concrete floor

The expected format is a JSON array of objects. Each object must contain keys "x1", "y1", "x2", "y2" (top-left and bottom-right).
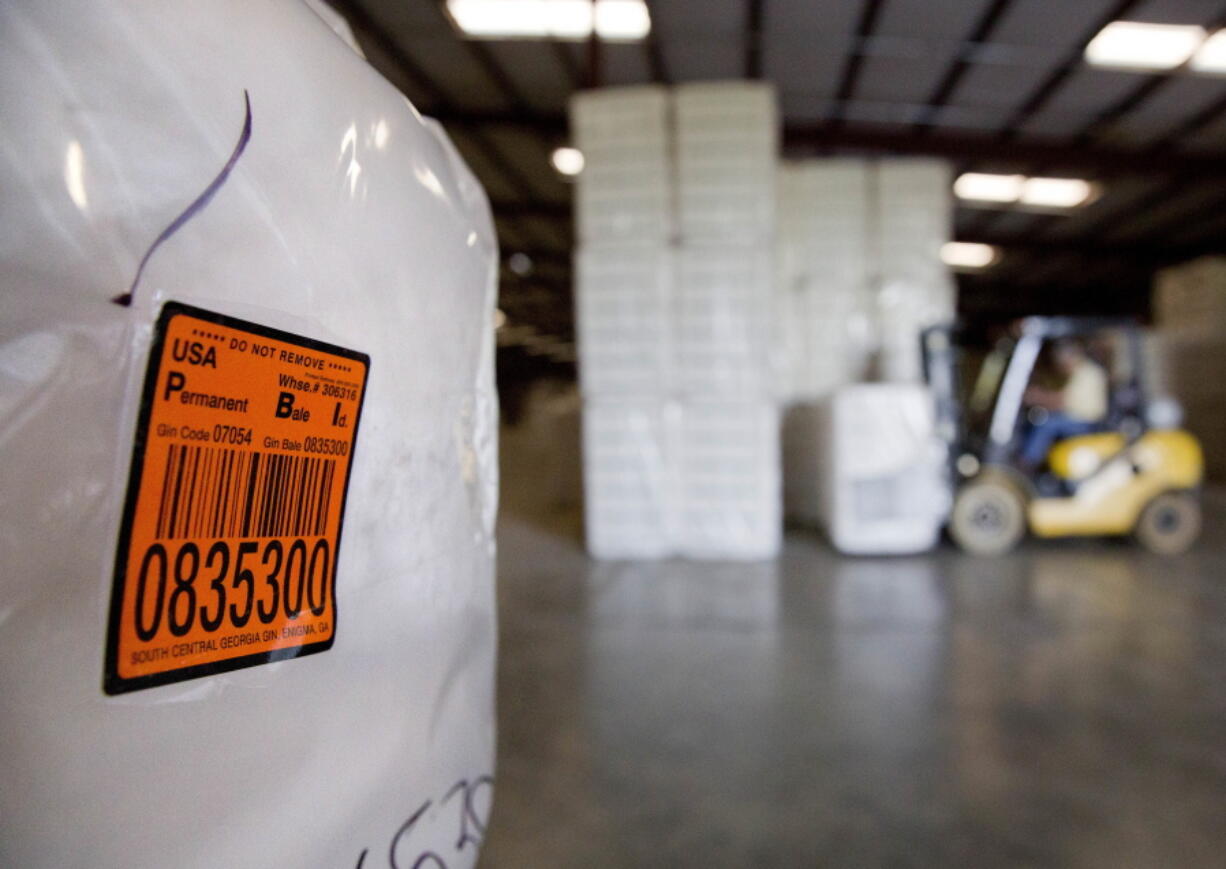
[{"x1": 480, "y1": 485, "x2": 1226, "y2": 867}]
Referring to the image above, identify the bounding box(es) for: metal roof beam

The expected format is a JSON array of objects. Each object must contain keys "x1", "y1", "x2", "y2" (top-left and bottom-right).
[
  {"x1": 642, "y1": 0, "x2": 671, "y2": 84},
  {"x1": 997, "y1": 0, "x2": 1142, "y2": 138},
  {"x1": 913, "y1": 0, "x2": 1013, "y2": 131},
  {"x1": 745, "y1": 0, "x2": 766, "y2": 79},
  {"x1": 826, "y1": 0, "x2": 887, "y2": 127}
]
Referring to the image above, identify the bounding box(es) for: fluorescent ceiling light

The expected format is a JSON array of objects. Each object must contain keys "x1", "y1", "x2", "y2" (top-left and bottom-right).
[
  {"x1": 1085, "y1": 21, "x2": 1204, "y2": 71},
  {"x1": 941, "y1": 242, "x2": 999, "y2": 271},
  {"x1": 446, "y1": 0, "x2": 650, "y2": 41},
  {"x1": 954, "y1": 172, "x2": 1095, "y2": 209},
  {"x1": 1191, "y1": 30, "x2": 1226, "y2": 73},
  {"x1": 447, "y1": 0, "x2": 588, "y2": 38},
  {"x1": 551, "y1": 146, "x2": 584, "y2": 176},
  {"x1": 594, "y1": 0, "x2": 651, "y2": 40},
  {"x1": 953, "y1": 172, "x2": 1024, "y2": 203},
  {"x1": 1020, "y1": 177, "x2": 1095, "y2": 208}
]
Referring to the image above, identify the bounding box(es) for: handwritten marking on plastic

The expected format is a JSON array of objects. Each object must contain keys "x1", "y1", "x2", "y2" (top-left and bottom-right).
[
  {"x1": 104, "y1": 302, "x2": 369, "y2": 694},
  {"x1": 112, "y1": 90, "x2": 252, "y2": 307},
  {"x1": 356, "y1": 776, "x2": 495, "y2": 869}
]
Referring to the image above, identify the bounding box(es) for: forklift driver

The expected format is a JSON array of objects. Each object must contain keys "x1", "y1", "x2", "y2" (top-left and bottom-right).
[{"x1": 1019, "y1": 339, "x2": 1109, "y2": 469}]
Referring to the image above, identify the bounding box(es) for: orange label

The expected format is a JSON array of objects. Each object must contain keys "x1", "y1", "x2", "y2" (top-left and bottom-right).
[{"x1": 104, "y1": 302, "x2": 369, "y2": 694}]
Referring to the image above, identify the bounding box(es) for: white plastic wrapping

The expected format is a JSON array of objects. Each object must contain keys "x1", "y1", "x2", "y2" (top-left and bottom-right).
[
  {"x1": 777, "y1": 159, "x2": 870, "y2": 285},
  {"x1": 575, "y1": 242, "x2": 671, "y2": 396},
  {"x1": 675, "y1": 399, "x2": 781, "y2": 561},
  {"x1": 812, "y1": 385, "x2": 949, "y2": 555},
  {"x1": 874, "y1": 159, "x2": 952, "y2": 280},
  {"x1": 775, "y1": 156, "x2": 953, "y2": 393},
  {"x1": 582, "y1": 398, "x2": 675, "y2": 560},
  {"x1": 674, "y1": 82, "x2": 779, "y2": 242},
  {"x1": 571, "y1": 86, "x2": 672, "y2": 243},
  {"x1": 674, "y1": 242, "x2": 775, "y2": 397},
  {"x1": 1, "y1": 2, "x2": 498, "y2": 866},
  {"x1": 582, "y1": 399, "x2": 780, "y2": 561},
  {"x1": 573, "y1": 83, "x2": 782, "y2": 561},
  {"x1": 876, "y1": 272, "x2": 956, "y2": 382}
]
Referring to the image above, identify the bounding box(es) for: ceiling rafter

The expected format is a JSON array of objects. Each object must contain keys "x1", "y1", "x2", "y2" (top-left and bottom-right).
[
  {"x1": 550, "y1": 42, "x2": 584, "y2": 92},
  {"x1": 335, "y1": 0, "x2": 560, "y2": 256},
  {"x1": 328, "y1": 0, "x2": 453, "y2": 110},
  {"x1": 961, "y1": 0, "x2": 1143, "y2": 237},
  {"x1": 913, "y1": 0, "x2": 1014, "y2": 132},
  {"x1": 966, "y1": 3, "x2": 1226, "y2": 242},
  {"x1": 334, "y1": 0, "x2": 1226, "y2": 322},
  {"x1": 826, "y1": 0, "x2": 887, "y2": 127},
  {"x1": 1020, "y1": 0, "x2": 1226, "y2": 249},
  {"x1": 996, "y1": 0, "x2": 1142, "y2": 139},
  {"x1": 429, "y1": 1, "x2": 536, "y2": 113},
  {"x1": 1103, "y1": 182, "x2": 1226, "y2": 246},
  {"x1": 642, "y1": 0, "x2": 671, "y2": 83},
  {"x1": 745, "y1": 0, "x2": 766, "y2": 79},
  {"x1": 1157, "y1": 89, "x2": 1226, "y2": 147},
  {"x1": 1072, "y1": 5, "x2": 1226, "y2": 145}
]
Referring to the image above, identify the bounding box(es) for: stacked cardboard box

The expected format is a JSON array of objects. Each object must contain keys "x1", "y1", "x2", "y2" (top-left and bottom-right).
[{"x1": 1153, "y1": 257, "x2": 1226, "y2": 480}]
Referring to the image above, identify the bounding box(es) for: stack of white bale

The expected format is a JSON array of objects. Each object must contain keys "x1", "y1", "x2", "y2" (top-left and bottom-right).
[
  {"x1": 572, "y1": 83, "x2": 781, "y2": 561},
  {"x1": 776, "y1": 157, "x2": 953, "y2": 399},
  {"x1": 672, "y1": 82, "x2": 780, "y2": 560},
  {"x1": 875, "y1": 159, "x2": 956, "y2": 382},
  {"x1": 1153, "y1": 257, "x2": 1226, "y2": 480},
  {"x1": 776, "y1": 158, "x2": 954, "y2": 548},
  {"x1": 776, "y1": 159, "x2": 874, "y2": 400},
  {"x1": 572, "y1": 87, "x2": 674, "y2": 559}
]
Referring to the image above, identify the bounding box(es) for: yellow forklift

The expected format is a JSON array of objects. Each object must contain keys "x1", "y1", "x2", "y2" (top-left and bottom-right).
[{"x1": 922, "y1": 317, "x2": 1203, "y2": 555}]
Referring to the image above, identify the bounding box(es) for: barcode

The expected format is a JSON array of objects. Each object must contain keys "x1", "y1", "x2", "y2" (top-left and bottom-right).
[{"x1": 154, "y1": 444, "x2": 337, "y2": 540}]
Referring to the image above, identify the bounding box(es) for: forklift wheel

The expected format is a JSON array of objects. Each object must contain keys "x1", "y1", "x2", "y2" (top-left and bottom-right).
[
  {"x1": 1135, "y1": 491, "x2": 1201, "y2": 555},
  {"x1": 951, "y1": 478, "x2": 1026, "y2": 555}
]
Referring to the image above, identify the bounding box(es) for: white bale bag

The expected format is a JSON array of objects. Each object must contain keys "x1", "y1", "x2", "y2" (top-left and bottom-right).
[{"x1": 0, "y1": 1, "x2": 499, "y2": 867}]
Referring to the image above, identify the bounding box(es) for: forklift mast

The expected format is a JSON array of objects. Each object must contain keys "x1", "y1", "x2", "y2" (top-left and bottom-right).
[{"x1": 920, "y1": 324, "x2": 962, "y2": 466}]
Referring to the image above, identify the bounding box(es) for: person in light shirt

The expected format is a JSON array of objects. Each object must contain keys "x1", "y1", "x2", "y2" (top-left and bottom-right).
[{"x1": 1020, "y1": 340, "x2": 1109, "y2": 468}]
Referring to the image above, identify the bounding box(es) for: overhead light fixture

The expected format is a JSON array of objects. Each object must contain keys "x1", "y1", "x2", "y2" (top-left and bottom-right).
[
  {"x1": 1191, "y1": 30, "x2": 1226, "y2": 73},
  {"x1": 446, "y1": 0, "x2": 650, "y2": 41},
  {"x1": 953, "y1": 172, "x2": 1095, "y2": 209},
  {"x1": 1085, "y1": 21, "x2": 1205, "y2": 71},
  {"x1": 1019, "y1": 177, "x2": 1095, "y2": 208},
  {"x1": 551, "y1": 146, "x2": 584, "y2": 176},
  {"x1": 593, "y1": 0, "x2": 651, "y2": 40},
  {"x1": 953, "y1": 172, "x2": 1025, "y2": 203},
  {"x1": 446, "y1": 0, "x2": 588, "y2": 38},
  {"x1": 941, "y1": 241, "x2": 1000, "y2": 271}
]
